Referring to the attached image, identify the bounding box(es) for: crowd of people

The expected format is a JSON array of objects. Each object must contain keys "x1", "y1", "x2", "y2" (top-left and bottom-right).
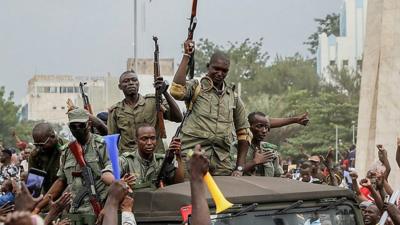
[{"x1": 0, "y1": 40, "x2": 399, "y2": 225}]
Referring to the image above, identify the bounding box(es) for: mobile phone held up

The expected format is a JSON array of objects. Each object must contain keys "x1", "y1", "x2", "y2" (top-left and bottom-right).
[{"x1": 26, "y1": 168, "x2": 47, "y2": 198}]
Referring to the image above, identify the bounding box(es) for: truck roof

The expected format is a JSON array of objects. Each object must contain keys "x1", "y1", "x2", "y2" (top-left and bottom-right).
[{"x1": 134, "y1": 176, "x2": 356, "y2": 222}]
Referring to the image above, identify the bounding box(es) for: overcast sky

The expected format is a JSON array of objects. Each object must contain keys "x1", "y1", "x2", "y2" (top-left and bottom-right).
[{"x1": 0, "y1": 0, "x2": 342, "y2": 102}]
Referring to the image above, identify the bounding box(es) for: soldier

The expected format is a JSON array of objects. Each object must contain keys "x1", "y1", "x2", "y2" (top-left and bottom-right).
[
  {"x1": 170, "y1": 40, "x2": 250, "y2": 176},
  {"x1": 108, "y1": 70, "x2": 183, "y2": 153},
  {"x1": 33, "y1": 108, "x2": 112, "y2": 214},
  {"x1": 244, "y1": 112, "x2": 283, "y2": 177},
  {"x1": 102, "y1": 124, "x2": 184, "y2": 189},
  {"x1": 30, "y1": 123, "x2": 65, "y2": 193},
  {"x1": 243, "y1": 111, "x2": 309, "y2": 177}
]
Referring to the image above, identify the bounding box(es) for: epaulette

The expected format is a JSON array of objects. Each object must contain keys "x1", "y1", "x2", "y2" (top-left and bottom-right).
[
  {"x1": 121, "y1": 151, "x2": 136, "y2": 159},
  {"x1": 108, "y1": 102, "x2": 122, "y2": 113},
  {"x1": 144, "y1": 93, "x2": 156, "y2": 98}
]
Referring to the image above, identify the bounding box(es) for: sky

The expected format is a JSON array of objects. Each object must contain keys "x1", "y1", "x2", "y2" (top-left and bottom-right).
[{"x1": 0, "y1": 0, "x2": 342, "y2": 103}]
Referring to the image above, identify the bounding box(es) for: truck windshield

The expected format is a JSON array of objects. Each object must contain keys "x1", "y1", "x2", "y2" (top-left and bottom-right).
[{"x1": 210, "y1": 205, "x2": 356, "y2": 225}]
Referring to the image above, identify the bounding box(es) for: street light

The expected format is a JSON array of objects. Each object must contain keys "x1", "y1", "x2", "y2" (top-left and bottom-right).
[
  {"x1": 335, "y1": 125, "x2": 338, "y2": 164},
  {"x1": 352, "y1": 120, "x2": 356, "y2": 144}
]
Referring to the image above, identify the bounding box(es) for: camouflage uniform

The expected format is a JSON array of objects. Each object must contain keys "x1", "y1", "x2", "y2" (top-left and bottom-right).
[
  {"x1": 106, "y1": 150, "x2": 174, "y2": 189},
  {"x1": 57, "y1": 134, "x2": 111, "y2": 214},
  {"x1": 28, "y1": 138, "x2": 65, "y2": 193},
  {"x1": 170, "y1": 78, "x2": 250, "y2": 175},
  {"x1": 108, "y1": 94, "x2": 171, "y2": 153},
  {"x1": 245, "y1": 143, "x2": 283, "y2": 177}
]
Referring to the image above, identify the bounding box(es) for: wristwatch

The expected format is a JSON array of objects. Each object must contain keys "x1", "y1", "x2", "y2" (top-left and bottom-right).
[{"x1": 236, "y1": 166, "x2": 244, "y2": 172}]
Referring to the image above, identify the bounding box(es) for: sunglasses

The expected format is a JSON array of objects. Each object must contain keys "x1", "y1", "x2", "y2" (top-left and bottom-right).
[
  {"x1": 69, "y1": 123, "x2": 88, "y2": 130},
  {"x1": 33, "y1": 135, "x2": 53, "y2": 147}
]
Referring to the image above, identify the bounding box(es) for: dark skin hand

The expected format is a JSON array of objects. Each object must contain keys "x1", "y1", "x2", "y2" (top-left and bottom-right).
[
  {"x1": 384, "y1": 202, "x2": 400, "y2": 225},
  {"x1": 89, "y1": 114, "x2": 108, "y2": 136},
  {"x1": 44, "y1": 192, "x2": 72, "y2": 225},
  {"x1": 101, "y1": 181, "x2": 129, "y2": 225},
  {"x1": 173, "y1": 39, "x2": 195, "y2": 85},
  {"x1": 189, "y1": 145, "x2": 211, "y2": 225},
  {"x1": 14, "y1": 182, "x2": 43, "y2": 212},
  {"x1": 396, "y1": 137, "x2": 400, "y2": 169},
  {"x1": 3, "y1": 211, "x2": 32, "y2": 225},
  {"x1": 154, "y1": 77, "x2": 183, "y2": 122},
  {"x1": 376, "y1": 144, "x2": 391, "y2": 179},
  {"x1": 55, "y1": 219, "x2": 71, "y2": 225},
  {"x1": 33, "y1": 178, "x2": 67, "y2": 214},
  {"x1": 362, "y1": 178, "x2": 383, "y2": 210},
  {"x1": 270, "y1": 112, "x2": 309, "y2": 128},
  {"x1": 0, "y1": 202, "x2": 14, "y2": 217},
  {"x1": 168, "y1": 137, "x2": 185, "y2": 184}
]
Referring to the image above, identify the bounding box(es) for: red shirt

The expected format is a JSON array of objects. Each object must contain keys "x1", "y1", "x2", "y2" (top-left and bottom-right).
[{"x1": 360, "y1": 187, "x2": 374, "y2": 201}]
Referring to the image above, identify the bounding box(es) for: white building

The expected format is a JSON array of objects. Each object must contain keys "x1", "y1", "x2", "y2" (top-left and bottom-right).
[
  {"x1": 21, "y1": 58, "x2": 181, "y2": 142},
  {"x1": 316, "y1": 0, "x2": 368, "y2": 78}
]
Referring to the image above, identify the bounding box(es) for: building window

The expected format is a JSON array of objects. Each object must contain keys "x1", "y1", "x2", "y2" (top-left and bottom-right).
[
  {"x1": 61, "y1": 106, "x2": 65, "y2": 110},
  {"x1": 330, "y1": 60, "x2": 336, "y2": 66},
  {"x1": 343, "y1": 60, "x2": 349, "y2": 66},
  {"x1": 52, "y1": 106, "x2": 57, "y2": 110}
]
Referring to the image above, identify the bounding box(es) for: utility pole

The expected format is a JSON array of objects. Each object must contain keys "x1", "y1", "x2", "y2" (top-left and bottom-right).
[
  {"x1": 134, "y1": 0, "x2": 138, "y2": 72},
  {"x1": 335, "y1": 125, "x2": 339, "y2": 164}
]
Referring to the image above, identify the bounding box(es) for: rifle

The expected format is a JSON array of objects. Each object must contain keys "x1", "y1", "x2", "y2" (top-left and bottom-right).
[
  {"x1": 153, "y1": 36, "x2": 167, "y2": 139},
  {"x1": 69, "y1": 141, "x2": 102, "y2": 216},
  {"x1": 186, "y1": 0, "x2": 198, "y2": 79},
  {"x1": 79, "y1": 82, "x2": 93, "y2": 115}
]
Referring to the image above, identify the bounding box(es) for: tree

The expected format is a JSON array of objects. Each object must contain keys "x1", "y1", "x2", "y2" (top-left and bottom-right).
[
  {"x1": 0, "y1": 87, "x2": 20, "y2": 146},
  {"x1": 304, "y1": 13, "x2": 340, "y2": 55}
]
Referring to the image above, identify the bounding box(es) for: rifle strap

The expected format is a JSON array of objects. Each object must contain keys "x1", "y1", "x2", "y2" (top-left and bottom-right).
[{"x1": 186, "y1": 80, "x2": 201, "y2": 111}]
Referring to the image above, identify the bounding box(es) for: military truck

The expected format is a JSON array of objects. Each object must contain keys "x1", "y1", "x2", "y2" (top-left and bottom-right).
[{"x1": 67, "y1": 176, "x2": 363, "y2": 225}]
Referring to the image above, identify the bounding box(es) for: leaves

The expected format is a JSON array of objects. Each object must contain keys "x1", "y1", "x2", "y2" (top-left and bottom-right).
[{"x1": 194, "y1": 38, "x2": 359, "y2": 159}]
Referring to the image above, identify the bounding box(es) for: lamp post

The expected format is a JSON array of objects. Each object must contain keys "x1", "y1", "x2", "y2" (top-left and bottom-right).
[
  {"x1": 352, "y1": 120, "x2": 356, "y2": 144},
  {"x1": 335, "y1": 125, "x2": 338, "y2": 164}
]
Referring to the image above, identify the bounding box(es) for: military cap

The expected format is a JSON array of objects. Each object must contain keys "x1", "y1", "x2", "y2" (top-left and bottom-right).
[{"x1": 68, "y1": 108, "x2": 89, "y2": 124}]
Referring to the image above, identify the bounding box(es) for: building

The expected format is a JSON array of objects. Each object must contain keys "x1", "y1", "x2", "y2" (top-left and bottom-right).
[
  {"x1": 22, "y1": 74, "x2": 124, "y2": 124},
  {"x1": 22, "y1": 58, "x2": 181, "y2": 142},
  {"x1": 316, "y1": 0, "x2": 368, "y2": 78}
]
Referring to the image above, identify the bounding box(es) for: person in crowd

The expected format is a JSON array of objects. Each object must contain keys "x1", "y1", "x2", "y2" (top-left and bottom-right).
[
  {"x1": 243, "y1": 112, "x2": 283, "y2": 177},
  {"x1": 0, "y1": 148, "x2": 20, "y2": 185},
  {"x1": 30, "y1": 123, "x2": 65, "y2": 193},
  {"x1": 108, "y1": 70, "x2": 183, "y2": 153},
  {"x1": 33, "y1": 108, "x2": 112, "y2": 214},
  {"x1": 0, "y1": 180, "x2": 15, "y2": 206},
  {"x1": 102, "y1": 124, "x2": 184, "y2": 189},
  {"x1": 189, "y1": 144, "x2": 211, "y2": 225},
  {"x1": 362, "y1": 204, "x2": 381, "y2": 225}
]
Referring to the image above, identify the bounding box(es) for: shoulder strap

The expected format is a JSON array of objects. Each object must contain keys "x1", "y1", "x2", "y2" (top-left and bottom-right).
[{"x1": 186, "y1": 80, "x2": 201, "y2": 111}]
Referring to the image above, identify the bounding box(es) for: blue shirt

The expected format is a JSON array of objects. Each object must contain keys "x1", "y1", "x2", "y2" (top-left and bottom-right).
[{"x1": 0, "y1": 192, "x2": 15, "y2": 206}]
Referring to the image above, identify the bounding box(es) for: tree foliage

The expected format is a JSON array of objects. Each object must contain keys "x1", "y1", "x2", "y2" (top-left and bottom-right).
[
  {"x1": 194, "y1": 38, "x2": 359, "y2": 158},
  {"x1": 0, "y1": 87, "x2": 37, "y2": 148},
  {"x1": 304, "y1": 13, "x2": 340, "y2": 55}
]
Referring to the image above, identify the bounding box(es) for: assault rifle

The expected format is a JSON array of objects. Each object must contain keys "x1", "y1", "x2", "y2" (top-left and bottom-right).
[
  {"x1": 186, "y1": 0, "x2": 198, "y2": 79},
  {"x1": 79, "y1": 82, "x2": 93, "y2": 115},
  {"x1": 69, "y1": 141, "x2": 102, "y2": 216},
  {"x1": 153, "y1": 36, "x2": 167, "y2": 139}
]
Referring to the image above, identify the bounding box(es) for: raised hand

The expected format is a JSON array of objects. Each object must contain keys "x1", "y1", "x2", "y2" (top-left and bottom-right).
[
  {"x1": 184, "y1": 40, "x2": 195, "y2": 55},
  {"x1": 190, "y1": 145, "x2": 209, "y2": 178},
  {"x1": 122, "y1": 173, "x2": 136, "y2": 188},
  {"x1": 14, "y1": 182, "x2": 43, "y2": 212},
  {"x1": 296, "y1": 112, "x2": 309, "y2": 126}
]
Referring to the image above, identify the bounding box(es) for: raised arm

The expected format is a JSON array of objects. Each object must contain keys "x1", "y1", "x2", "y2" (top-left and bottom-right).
[
  {"x1": 270, "y1": 112, "x2": 309, "y2": 128},
  {"x1": 173, "y1": 40, "x2": 195, "y2": 86}
]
